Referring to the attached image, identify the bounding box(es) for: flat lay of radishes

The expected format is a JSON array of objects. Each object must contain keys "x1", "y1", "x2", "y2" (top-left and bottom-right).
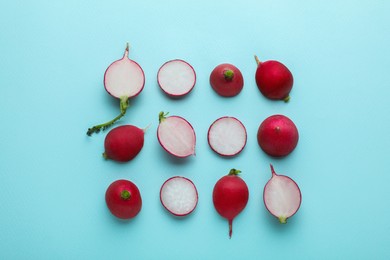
[
  {"x1": 160, "y1": 176, "x2": 198, "y2": 217},
  {"x1": 157, "y1": 112, "x2": 196, "y2": 158},
  {"x1": 263, "y1": 165, "x2": 301, "y2": 224},
  {"x1": 87, "y1": 43, "x2": 145, "y2": 136},
  {"x1": 88, "y1": 44, "x2": 304, "y2": 235},
  {"x1": 157, "y1": 59, "x2": 196, "y2": 97}
]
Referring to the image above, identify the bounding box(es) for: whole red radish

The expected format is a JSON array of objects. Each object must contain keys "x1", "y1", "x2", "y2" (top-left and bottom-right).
[
  {"x1": 87, "y1": 43, "x2": 145, "y2": 136},
  {"x1": 257, "y1": 115, "x2": 298, "y2": 157},
  {"x1": 263, "y1": 164, "x2": 301, "y2": 224},
  {"x1": 213, "y1": 169, "x2": 249, "y2": 238},
  {"x1": 210, "y1": 63, "x2": 244, "y2": 97},
  {"x1": 105, "y1": 179, "x2": 142, "y2": 219},
  {"x1": 157, "y1": 59, "x2": 196, "y2": 97},
  {"x1": 157, "y1": 112, "x2": 196, "y2": 158},
  {"x1": 254, "y1": 55, "x2": 293, "y2": 102},
  {"x1": 103, "y1": 125, "x2": 145, "y2": 162}
]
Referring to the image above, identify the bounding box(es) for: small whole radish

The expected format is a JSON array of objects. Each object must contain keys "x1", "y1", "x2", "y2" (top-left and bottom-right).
[
  {"x1": 157, "y1": 112, "x2": 196, "y2": 158},
  {"x1": 160, "y1": 176, "x2": 198, "y2": 217},
  {"x1": 103, "y1": 125, "x2": 145, "y2": 162},
  {"x1": 257, "y1": 114, "x2": 299, "y2": 157},
  {"x1": 157, "y1": 59, "x2": 196, "y2": 97},
  {"x1": 210, "y1": 63, "x2": 244, "y2": 97},
  {"x1": 208, "y1": 116, "x2": 247, "y2": 157},
  {"x1": 254, "y1": 55, "x2": 293, "y2": 102},
  {"x1": 87, "y1": 43, "x2": 145, "y2": 136},
  {"x1": 105, "y1": 179, "x2": 142, "y2": 219},
  {"x1": 263, "y1": 165, "x2": 301, "y2": 224},
  {"x1": 213, "y1": 169, "x2": 249, "y2": 238}
]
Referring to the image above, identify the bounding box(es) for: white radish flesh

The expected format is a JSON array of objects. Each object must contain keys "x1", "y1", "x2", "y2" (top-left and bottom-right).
[
  {"x1": 208, "y1": 117, "x2": 247, "y2": 157},
  {"x1": 157, "y1": 59, "x2": 196, "y2": 97},
  {"x1": 157, "y1": 112, "x2": 196, "y2": 158},
  {"x1": 263, "y1": 164, "x2": 302, "y2": 224},
  {"x1": 160, "y1": 176, "x2": 198, "y2": 216}
]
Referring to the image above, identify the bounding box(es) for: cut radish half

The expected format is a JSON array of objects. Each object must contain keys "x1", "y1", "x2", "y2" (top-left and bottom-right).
[
  {"x1": 157, "y1": 112, "x2": 196, "y2": 158},
  {"x1": 208, "y1": 117, "x2": 247, "y2": 157},
  {"x1": 87, "y1": 43, "x2": 145, "y2": 136},
  {"x1": 263, "y1": 164, "x2": 302, "y2": 224},
  {"x1": 160, "y1": 176, "x2": 198, "y2": 216},
  {"x1": 157, "y1": 59, "x2": 196, "y2": 97}
]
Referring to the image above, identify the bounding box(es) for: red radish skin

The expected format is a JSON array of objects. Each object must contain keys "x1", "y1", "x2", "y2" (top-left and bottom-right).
[
  {"x1": 105, "y1": 179, "x2": 142, "y2": 219},
  {"x1": 207, "y1": 116, "x2": 247, "y2": 157},
  {"x1": 157, "y1": 112, "x2": 196, "y2": 158},
  {"x1": 157, "y1": 59, "x2": 196, "y2": 97},
  {"x1": 103, "y1": 125, "x2": 145, "y2": 162},
  {"x1": 263, "y1": 165, "x2": 302, "y2": 224},
  {"x1": 210, "y1": 63, "x2": 244, "y2": 97},
  {"x1": 87, "y1": 43, "x2": 145, "y2": 136},
  {"x1": 254, "y1": 55, "x2": 293, "y2": 102},
  {"x1": 213, "y1": 169, "x2": 249, "y2": 238},
  {"x1": 257, "y1": 115, "x2": 299, "y2": 157},
  {"x1": 160, "y1": 176, "x2": 198, "y2": 217}
]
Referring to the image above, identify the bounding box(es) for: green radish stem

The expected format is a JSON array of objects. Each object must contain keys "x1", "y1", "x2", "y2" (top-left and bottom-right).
[
  {"x1": 223, "y1": 70, "x2": 234, "y2": 81},
  {"x1": 228, "y1": 169, "x2": 242, "y2": 176},
  {"x1": 158, "y1": 111, "x2": 169, "y2": 123},
  {"x1": 87, "y1": 96, "x2": 129, "y2": 136},
  {"x1": 121, "y1": 190, "x2": 131, "y2": 200}
]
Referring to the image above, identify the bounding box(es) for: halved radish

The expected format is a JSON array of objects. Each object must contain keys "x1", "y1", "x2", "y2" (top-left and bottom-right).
[
  {"x1": 208, "y1": 117, "x2": 247, "y2": 157},
  {"x1": 160, "y1": 176, "x2": 198, "y2": 216},
  {"x1": 157, "y1": 112, "x2": 196, "y2": 158},
  {"x1": 157, "y1": 59, "x2": 196, "y2": 97},
  {"x1": 263, "y1": 164, "x2": 302, "y2": 224},
  {"x1": 87, "y1": 43, "x2": 145, "y2": 136}
]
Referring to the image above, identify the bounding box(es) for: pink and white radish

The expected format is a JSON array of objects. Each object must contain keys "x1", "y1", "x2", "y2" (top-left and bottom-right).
[
  {"x1": 157, "y1": 59, "x2": 196, "y2": 97},
  {"x1": 87, "y1": 43, "x2": 145, "y2": 136},
  {"x1": 160, "y1": 176, "x2": 198, "y2": 216},
  {"x1": 103, "y1": 125, "x2": 145, "y2": 162},
  {"x1": 157, "y1": 112, "x2": 196, "y2": 158},
  {"x1": 210, "y1": 63, "x2": 244, "y2": 97},
  {"x1": 208, "y1": 116, "x2": 247, "y2": 157},
  {"x1": 257, "y1": 114, "x2": 299, "y2": 157},
  {"x1": 263, "y1": 164, "x2": 302, "y2": 224},
  {"x1": 213, "y1": 169, "x2": 249, "y2": 238}
]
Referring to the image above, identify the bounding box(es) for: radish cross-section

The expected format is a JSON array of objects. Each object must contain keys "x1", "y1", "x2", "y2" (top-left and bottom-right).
[
  {"x1": 157, "y1": 112, "x2": 196, "y2": 158},
  {"x1": 160, "y1": 176, "x2": 198, "y2": 216},
  {"x1": 87, "y1": 43, "x2": 145, "y2": 136},
  {"x1": 263, "y1": 164, "x2": 302, "y2": 224},
  {"x1": 157, "y1": 59, "x2": 196, "y2": 97},
  {"x1": 208, "y1": 116, "x2": 247, "y2": 157}
]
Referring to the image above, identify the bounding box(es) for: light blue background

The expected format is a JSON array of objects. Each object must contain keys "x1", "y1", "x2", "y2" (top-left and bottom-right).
[{"x1": 1, "y1": 0, "x2": 389, "y2": 259}]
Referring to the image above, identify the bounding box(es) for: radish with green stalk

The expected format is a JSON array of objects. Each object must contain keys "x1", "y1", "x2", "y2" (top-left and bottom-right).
[
  {"x1": 87, "y1": 43, "x2": 145, "y2": 136},
  {"x1": 263, "y1": 164, "x2": 302, "y2": 224},
  {"x1": 213, "y1": 169, "x2": 249, "y2": 238}
]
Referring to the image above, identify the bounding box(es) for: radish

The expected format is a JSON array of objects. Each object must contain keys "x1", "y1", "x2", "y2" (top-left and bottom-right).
[
  {"x1": 157, "y1": 59, "x2": 196, "y2": 97},
  {"x1": 157, "y1": 112, "x2": 196, "y2": 158},
  {"x1": 160, "y1": 176, "x2": 198, "y2": 217},
  {"x1": 105, "y1": 179, "x2": 142, "y2": 219},
  {"x1": 257, "y1": 114, "x2": 299, "y2": 157},
  {"x1": 87, "y1": 43, "x2": 145, "y2": 136},
  {"x1": 254, "y1": 55, "x2": 293, "y2": 102},
  {"x1": 213, "y1": 169, "x2": 249, "y2": 238},
  {"x1": 263, "y1": 164, "x2": 302, "y2": 224},
  {"x1": 209, "y1": 63, "x2": 244, "y2": 97},
  {"x1": 103, "y1": 125, "x2": 145, "y2": 162},
  {"x1": 207, "y1": 116, "x2": 247, "y2": 157}
]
